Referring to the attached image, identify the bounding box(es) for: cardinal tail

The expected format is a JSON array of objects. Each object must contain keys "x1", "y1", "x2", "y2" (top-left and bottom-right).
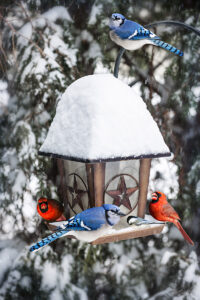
[
  {"x1": 174, "y1": 221, "x2": 194, "y2": 245},
  {"x1": 152, "y1": 39, "x2": 183, "y2": 57},
  {"x1": 29, "y1": 229, "x2": 68, "y2": 252}
]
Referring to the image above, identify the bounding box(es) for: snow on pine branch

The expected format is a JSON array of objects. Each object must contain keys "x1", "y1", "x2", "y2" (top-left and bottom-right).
[{"x1": 0, "y1": 4, "x2": 79, "y2": 237}]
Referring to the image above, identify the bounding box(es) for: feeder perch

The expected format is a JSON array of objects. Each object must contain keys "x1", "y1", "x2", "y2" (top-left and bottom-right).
[{"x1": 39, "y1": 74, "x2": 170, "y2": 244}]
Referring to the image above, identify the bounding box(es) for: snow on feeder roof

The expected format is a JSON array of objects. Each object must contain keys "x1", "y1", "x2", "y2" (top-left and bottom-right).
[{"x1": 39, "y1": 74, "x2": 171, "y2": 162}]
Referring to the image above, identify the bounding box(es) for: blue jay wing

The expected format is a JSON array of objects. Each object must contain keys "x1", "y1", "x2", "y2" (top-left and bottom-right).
[
  {"x1": 114, "y1": 20, "x2": 159, "y2": 41},
  {"x1": 128, "y1": 26, "x2": 160, "y2": 41},
  {"x1": 72, "y1": 206, "x2": 107, "y2": 230},
  {"x1": 113, "y1": 20, "x2": 140, "y2": 39},
  {"x1": 51, "y1": 207, "x2": 106, "y2": 231}
]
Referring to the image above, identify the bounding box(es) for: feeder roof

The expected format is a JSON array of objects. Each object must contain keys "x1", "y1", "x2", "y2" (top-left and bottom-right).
[{"x1": 39, "y1": 74, "x2": 171, "y2": 162}]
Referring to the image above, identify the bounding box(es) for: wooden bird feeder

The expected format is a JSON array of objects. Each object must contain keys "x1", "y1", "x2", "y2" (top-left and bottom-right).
[{"x1": 39, "y1": 74, "x2": 170, "y2": 244}]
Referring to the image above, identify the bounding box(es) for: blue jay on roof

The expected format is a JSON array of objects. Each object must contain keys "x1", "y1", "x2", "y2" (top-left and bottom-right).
[
  {"x1": 109, "y1": 13, "x2": 183, "y2": 56},
  {"x1": 30, "y1": 204, "x2": 125, "y2": 252}
]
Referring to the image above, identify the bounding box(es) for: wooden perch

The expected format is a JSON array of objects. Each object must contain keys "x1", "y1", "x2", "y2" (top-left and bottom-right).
[
  {"x1": 45, "y1": 216, "x2": 164, "y2": 245},
  {"x1": 91, "y1": 217, "x2": 164, "y2": 245}
]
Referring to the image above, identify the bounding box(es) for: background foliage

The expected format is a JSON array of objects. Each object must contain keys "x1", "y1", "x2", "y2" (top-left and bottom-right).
[{"x1": 0, "y1": 0, "x2": 200, "y2": 299}]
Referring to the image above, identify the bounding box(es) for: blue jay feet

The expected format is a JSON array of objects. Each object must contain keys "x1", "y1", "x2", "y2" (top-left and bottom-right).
[
  {"x1": 30, "y1": 204, "x2": 125, "y2": 253},
  {"x1": 109, "y1": 13, "x2": 183, "y2": 57},
  {"x1": 127, "y1": 216, "x2": 165, "y2": 226}
]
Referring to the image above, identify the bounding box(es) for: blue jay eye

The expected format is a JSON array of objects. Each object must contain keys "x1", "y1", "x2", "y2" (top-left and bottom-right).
[{"x1": 112, "y1": 15, "x2": 120, "y2": 20}]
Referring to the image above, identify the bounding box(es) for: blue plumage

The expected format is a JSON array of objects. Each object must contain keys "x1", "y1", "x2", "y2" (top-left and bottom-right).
[
  {"x1": 30, "y1": 204, "x2": 125, "y2": 252},
  {"x1": 109, "y1": 13, "x2": 183, "y2": 56}
]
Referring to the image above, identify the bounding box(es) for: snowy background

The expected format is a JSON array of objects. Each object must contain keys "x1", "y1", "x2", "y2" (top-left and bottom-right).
[{"x1": 0, "y1": 1, "x2": 200, "y2": 299}]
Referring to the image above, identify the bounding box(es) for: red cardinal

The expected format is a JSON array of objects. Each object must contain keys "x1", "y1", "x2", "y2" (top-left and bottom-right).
[
  {"x1": 149, "y1": 191, "x2": 194, "y2": 245},
  {"x1": 37, "y1": 198, "x2": 66, "y2": 222}
]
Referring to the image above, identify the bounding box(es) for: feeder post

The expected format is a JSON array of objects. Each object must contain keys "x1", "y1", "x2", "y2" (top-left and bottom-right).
[
  {"x1": 93, "y1": 162, "x2": 106, "y2": 207},
  {"x1": 137, "y1": 158, "x2": 151, "y2": 218},
  {"x1": 85, "y1": 163, "x2": 95, "y2": 207},
  {"x1": 56, "y1": 158, "x2": 70, "y2": 218}
]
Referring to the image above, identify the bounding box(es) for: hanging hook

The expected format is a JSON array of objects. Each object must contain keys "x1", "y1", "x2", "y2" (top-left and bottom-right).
[{"x1": 145, "y1": 20, "x2": 200, "y2": 37}]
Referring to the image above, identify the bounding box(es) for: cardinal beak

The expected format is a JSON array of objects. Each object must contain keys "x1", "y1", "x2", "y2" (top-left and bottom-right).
[{"x1": 152, "y1": 192, "x2": 158, "y2": 200}]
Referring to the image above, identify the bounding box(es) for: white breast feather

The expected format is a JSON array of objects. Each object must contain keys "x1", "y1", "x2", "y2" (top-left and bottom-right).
[{"x1": 110, "y1": 31, "x2": 154, "y2": 50}]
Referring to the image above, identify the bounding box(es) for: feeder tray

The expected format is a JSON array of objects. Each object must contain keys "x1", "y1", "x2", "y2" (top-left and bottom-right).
[
  {"x1": 91, "y1": 216, "x2": 165, "y2": 245},
  {"x1": 46, "y1": 215, "x2": 165, "y2": 244}
]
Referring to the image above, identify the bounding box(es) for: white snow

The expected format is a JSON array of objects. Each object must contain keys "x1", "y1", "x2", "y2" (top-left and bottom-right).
[
  {"x1": 0, "y1": 248, "x2": 19, "y2": 283},
  {"x1": 40, "y1": 74, "x2": 170, "y2": 161},
  {"x1": 42, "y1": 261, "x2": 58, "y2": 289},
  {"x1": 149, "y1": 158, "x2": 179, "y2": 199},
  {"x1": 88, "y1": 3, "x2": 103, "y2": 24},
  {"x1": 0, "y1": 80, "x2": 9, "y2": 116},
  {"x1": 12, "y1": 121, "x2": 36, "y2": 161},
  {"x1": 12, "y1": 170, "x2": 26, "y2": 194},
  {"x1": 42, "y1": 6, "x2": 72, "y2": 23},
  {"x1": 18, "y1": 6, "x2": 71, "y2": 46},
  {"x1": 161, "y1": 251, "x2": 177, "y2": 265}
]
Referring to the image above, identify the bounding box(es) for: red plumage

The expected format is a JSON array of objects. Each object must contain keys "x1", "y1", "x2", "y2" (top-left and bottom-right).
[
  {"x1": 37, "y1": 198, "x2": 66, "y2": 222},
  {"x1": 149, "y1": 191, "x2": 194, "y2": 246}
]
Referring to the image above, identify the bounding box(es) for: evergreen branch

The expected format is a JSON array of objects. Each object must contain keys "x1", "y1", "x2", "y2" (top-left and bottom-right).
[
  {"x1": 129, "y1": 54, "x2": 171, "y2": 87},
  {"x1": 124, "y1": 52, "x2": 169, "y2": 99},
  {"x1": 0, "y1": 12, "x2": 64, "y2": 72},
  {"x1": 0, "y1": 12, "x2": 46, "y2": 59}
]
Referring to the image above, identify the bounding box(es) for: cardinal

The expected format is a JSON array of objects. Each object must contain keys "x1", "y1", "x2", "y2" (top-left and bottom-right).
[
  {"x1": 149, "y1": 191, "x2": 194, "y2": 245},
  {"x1": 37, "y1": 198, "x2": 66, "y2": 222}
]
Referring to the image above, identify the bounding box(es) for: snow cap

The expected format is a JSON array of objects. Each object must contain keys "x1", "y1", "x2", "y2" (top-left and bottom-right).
[{"x1": 39, "y1": 74, "x2": 171, "y2": 162}]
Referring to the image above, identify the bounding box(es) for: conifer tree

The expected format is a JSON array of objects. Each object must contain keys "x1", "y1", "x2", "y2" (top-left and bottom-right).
[{"x1": 0, "y1": 1, "x2": 200, "y2": 299}]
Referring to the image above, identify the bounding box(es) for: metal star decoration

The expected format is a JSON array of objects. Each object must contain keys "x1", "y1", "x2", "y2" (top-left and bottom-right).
[
  {"x1": 67, "y1": 174, "x2": 87, "y2": 211},
  {"x1": 106, "y1": 175, "x2": 138, "y2": 210}
]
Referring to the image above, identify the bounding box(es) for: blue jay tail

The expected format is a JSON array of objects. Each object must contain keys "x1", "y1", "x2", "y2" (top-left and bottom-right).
[
  {"x1": 29, "y1": 229, "x2": 69, "y2": 252},
  {"x1": 152, "y1": 39, "x2": 183, "y2": 56}
]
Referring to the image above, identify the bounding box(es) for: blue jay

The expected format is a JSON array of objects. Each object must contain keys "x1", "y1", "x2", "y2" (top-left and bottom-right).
[
  {"x1": 30, "y1": 204, "x2": 125, "y2": 252},
  {"x1": 109, "y1": 13, "x2": 183, "y2": 56},
  {"x1": 127, "y1": 216, "x2": 164, "y2": 226}
]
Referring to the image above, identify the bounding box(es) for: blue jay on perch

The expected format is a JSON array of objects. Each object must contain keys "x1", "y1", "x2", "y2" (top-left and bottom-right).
[
  {"x1": 30, "y1": 204, "x2": 125, "y2": 252},
  {"x1": 109, "y1": 13, "x2": 183, "y2": 56}
]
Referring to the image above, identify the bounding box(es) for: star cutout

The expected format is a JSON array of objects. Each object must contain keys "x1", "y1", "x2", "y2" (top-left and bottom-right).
[
  {"x1": 106, "y1": 175, "x2": 138, "y2": 210},
  {"x1": 67, "y1": 175, "x2": 87, "y2": 211}
]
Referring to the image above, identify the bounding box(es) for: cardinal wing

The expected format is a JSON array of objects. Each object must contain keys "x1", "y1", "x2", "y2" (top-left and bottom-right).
[{"x1": 162, "y1": 203, "x2": 181, "y2": 221}]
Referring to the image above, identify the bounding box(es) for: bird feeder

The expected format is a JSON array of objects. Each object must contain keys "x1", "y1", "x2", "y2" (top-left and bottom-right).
[{"x1": 39, "y1": 74, "x2": 170, "y2": 244}]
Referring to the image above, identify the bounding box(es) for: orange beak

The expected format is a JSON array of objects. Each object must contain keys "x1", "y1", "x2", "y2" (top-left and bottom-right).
[{"x1": 152, "y1": 192, "x2": 158, "y2": 200}]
